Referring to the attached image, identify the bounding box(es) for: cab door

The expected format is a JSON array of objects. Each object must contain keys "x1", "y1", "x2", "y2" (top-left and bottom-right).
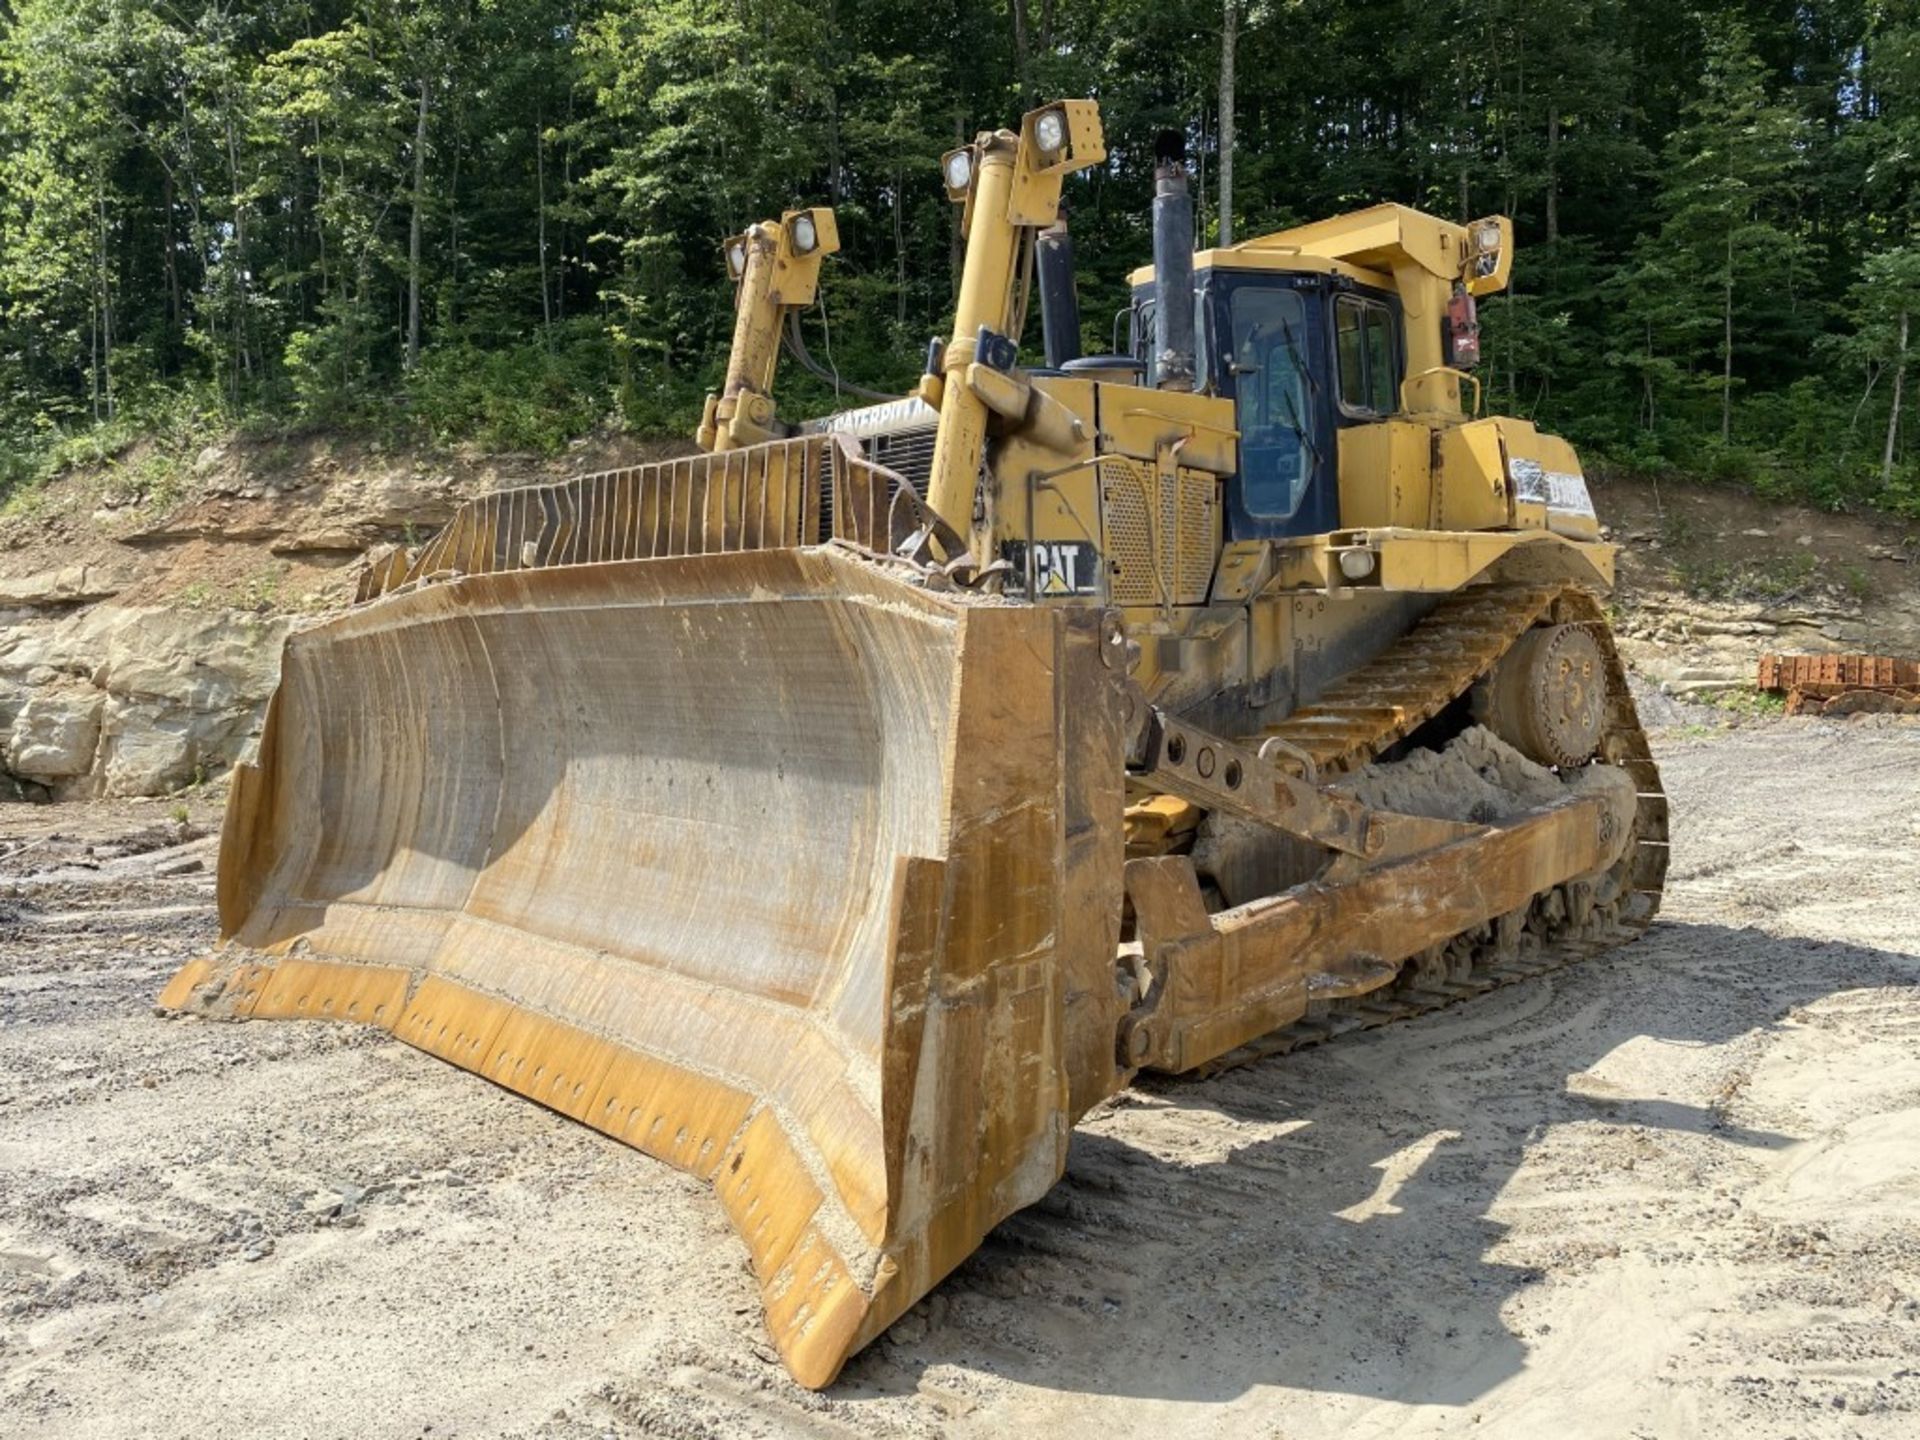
[{"x1": 1216, "y1": 274, "x2": 1338, "y2": 540}]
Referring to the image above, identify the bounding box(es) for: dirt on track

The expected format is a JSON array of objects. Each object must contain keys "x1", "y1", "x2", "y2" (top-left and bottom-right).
[{"x1": 1, "y1": 720, "x2": 1918, "y2": 1440}]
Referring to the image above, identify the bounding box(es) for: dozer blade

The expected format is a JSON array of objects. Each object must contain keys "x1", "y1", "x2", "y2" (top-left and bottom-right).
[{"x1": 160, "y1": 541, "x2": 1131, "y2": 1389}]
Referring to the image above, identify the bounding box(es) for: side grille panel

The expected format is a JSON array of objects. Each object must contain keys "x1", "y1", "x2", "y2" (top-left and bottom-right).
[{"x1": 1098, "y1": 457, "x2": 1220, "y2": 608}]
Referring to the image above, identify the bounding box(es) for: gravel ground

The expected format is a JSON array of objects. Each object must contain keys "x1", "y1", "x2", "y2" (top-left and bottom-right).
[{"x1": 1, "y1": 720, "x2": 1917, "y2": 1439}]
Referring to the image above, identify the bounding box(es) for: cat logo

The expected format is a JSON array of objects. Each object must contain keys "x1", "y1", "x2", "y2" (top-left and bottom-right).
[{"x1": 1029, "y1": 540, "x2": 1100, "y2": 597}]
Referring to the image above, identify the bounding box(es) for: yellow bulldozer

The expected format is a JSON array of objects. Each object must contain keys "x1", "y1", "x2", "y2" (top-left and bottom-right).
[{"x1": 161, "y1": 101, "x2": 1666, "y2": 1388}]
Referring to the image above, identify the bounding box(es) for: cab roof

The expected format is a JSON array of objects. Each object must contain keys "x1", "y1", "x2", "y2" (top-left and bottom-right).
[{"x1": 1127, "y1": 202, "x2": 1484, "y2": 296}]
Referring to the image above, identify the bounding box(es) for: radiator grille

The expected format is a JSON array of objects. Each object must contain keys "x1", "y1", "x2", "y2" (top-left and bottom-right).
[{"x1": 866, "y1": 427, "x2": 937, "y2": 498}]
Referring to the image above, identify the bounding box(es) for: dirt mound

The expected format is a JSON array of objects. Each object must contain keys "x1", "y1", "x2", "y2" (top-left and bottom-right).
[{"x1": 1339, "y1": 726, "x2": 1570, "y2": 823}]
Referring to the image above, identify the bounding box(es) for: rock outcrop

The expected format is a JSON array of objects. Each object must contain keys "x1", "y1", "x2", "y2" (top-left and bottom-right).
[
  {"x1": 0, "y1": 564, "x2": 126, "y2": 609},
  {"x1": 0, "y1": 605, "x2": 293, "y2": 798},
  {"x1": 0, "y1": 433, "x2": 682, "y2": 800},
  {"x1": 8, "y1": 687, "x2": 105, "y2": 780}
]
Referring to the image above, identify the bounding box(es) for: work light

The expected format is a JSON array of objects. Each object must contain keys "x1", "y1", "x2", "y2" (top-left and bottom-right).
[{"x1": 1034, "y1": 108, "x2": 1068, "y2": 155}]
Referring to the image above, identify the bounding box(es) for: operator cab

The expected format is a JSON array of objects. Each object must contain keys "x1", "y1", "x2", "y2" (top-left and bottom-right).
[{"x1": 1130, "y1": 266, "x2": 1405, "y2": 542}]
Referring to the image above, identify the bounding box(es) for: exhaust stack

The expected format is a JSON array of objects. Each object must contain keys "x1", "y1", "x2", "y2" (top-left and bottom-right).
[
  {"x1": 1152, "y1": 132, "x2": 1196, "y2": 392},
  {"x1": 1036, "y1": 219, "x2": 1082, "y2": 368}
]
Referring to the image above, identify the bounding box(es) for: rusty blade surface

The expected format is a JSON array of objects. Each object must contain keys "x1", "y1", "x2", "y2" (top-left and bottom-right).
[{"x1": 161, "y1": 545, "x2": 1129, "y2": 1388}]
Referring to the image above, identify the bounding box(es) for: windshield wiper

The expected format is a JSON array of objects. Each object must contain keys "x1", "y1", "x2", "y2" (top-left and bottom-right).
[{"x1": 1265, "y1": 315, "x2": 1322, "y2": 475}]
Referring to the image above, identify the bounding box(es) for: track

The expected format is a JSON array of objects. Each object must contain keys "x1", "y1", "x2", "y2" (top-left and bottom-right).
[{"x1": 1202, "y1": 581, "x2": 1671, "y2": 1072}]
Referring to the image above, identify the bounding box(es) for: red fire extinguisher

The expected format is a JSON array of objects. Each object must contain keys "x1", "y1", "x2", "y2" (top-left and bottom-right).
[{"x1": 1447, "y1": 282, "x2": 1481, "y2": 368}]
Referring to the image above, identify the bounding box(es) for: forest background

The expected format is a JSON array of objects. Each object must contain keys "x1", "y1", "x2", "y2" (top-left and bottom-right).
[{"x1": 5, "y1": 0, "x2": 1920, "y2": 521}]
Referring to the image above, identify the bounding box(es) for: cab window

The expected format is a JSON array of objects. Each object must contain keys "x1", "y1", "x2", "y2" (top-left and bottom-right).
[
  {"x1": 1229, "y1": 286, "x2": 1317, "y2": 519},
  {"x1": 1334, "y1": 294, "x2": 1399, "y2": 417}
]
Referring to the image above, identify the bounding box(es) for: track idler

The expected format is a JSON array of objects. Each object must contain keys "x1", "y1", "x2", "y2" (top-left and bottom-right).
[{"x1": 1478, "y1": 622, "x2": 1606, "y2": 767}]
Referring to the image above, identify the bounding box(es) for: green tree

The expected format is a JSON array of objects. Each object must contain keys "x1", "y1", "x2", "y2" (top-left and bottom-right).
[
  {"x1": 0, "y1": 0, "x2": 1913, "y2": 516},
  {"x1": 1628, "y1": 14, "x2": 1809, "y2": 446}
]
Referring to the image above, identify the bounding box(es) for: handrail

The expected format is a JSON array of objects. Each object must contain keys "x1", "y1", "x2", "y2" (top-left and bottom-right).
[{"x1": 1400, "y1": 365, "x2": 1482, "y2": 418}]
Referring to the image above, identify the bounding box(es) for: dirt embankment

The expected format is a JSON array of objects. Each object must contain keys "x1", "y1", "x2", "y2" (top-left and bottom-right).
[
  {"x1": 1590, "y1": 469, "x2": 1920, "y2": 695},
  {"x1": 0, "y1": 720, "x2": 1916, "y2": 1438}
]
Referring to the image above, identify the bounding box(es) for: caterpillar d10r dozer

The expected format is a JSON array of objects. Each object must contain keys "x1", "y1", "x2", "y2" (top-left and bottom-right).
[{"x1": 161, "y1": 100, "x2": 1666, "y2": 1388}]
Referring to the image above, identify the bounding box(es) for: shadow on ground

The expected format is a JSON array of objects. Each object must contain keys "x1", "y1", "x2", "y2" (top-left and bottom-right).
[{"x1": 837, "y1": 919, "x2": 1918, "y2": 1408}]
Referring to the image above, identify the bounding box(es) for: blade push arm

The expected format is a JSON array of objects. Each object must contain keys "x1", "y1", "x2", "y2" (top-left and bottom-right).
[
  {"x1": 1123, "y1": 692, "x2": 1384, "y2": 858},
  {"x1": 1121, "y1": 690, "x2": 1480, "y2": 862}
]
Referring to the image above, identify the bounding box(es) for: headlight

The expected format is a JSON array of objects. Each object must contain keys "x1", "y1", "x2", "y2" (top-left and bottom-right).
[
  {"x1": 943, "y1": 148, "x2": 974, "y2": 192},
  {"x1": 1034, "y1": 108, "x2": 1067, "y2": 155},
  {"x1": 791, "y1": 213, "x2": 817, "y2": 254},
  {"x1": 1475, "y1": 221, "x2": 1503, "y2": 253},
  {"x1": 725, "y1": 241, "x2": 747, "y2": 278},
  {"x1": 1338, "y1": 548, "x2": 1377, "y2": 580}
]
